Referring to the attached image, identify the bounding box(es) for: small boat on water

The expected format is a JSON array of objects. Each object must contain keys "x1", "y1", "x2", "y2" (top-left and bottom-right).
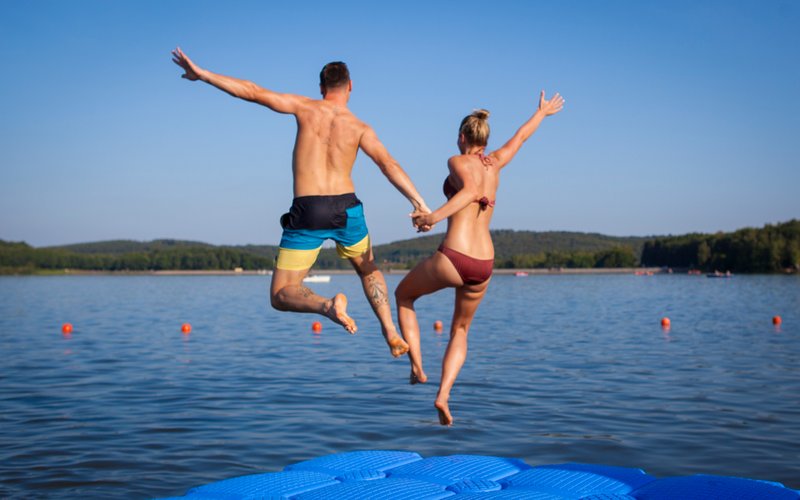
[
  {"x1": 303, "y1": 275, "x2": 331, "y2": 283},
  {"x1": 514, "y1": 271, "x2": 529, "y2": 277},
  {"x1": 707, "y1": 271, "x2": 733, "y2": 278}
]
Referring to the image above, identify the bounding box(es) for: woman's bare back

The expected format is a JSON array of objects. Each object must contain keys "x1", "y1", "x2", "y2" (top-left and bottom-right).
[{"x1": 441, "y1": 154, "x2": 499, "y2": 259}]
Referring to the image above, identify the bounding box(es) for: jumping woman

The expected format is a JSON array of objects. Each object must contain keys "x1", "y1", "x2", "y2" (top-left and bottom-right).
[{"x1": 396, "y1": 90, "x2": 565, "y2": 425}]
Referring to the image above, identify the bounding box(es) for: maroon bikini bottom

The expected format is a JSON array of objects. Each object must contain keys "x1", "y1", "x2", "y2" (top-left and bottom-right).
[{"x1": 437, "y1": 244, "x2": 494, "y2": 285}]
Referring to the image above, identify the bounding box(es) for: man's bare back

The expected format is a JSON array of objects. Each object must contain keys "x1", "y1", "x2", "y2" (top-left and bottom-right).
[{"x1": 292, "y1": 100, "x2": 364, "y2": 197}]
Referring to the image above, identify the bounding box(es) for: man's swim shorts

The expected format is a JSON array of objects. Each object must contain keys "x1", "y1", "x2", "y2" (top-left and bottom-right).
[{"x1": 275, "y1": 193, "x2": 370, "y2": 271}]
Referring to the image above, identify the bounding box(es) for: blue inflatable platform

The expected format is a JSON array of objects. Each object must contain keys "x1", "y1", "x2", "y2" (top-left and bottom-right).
[{"x1": 163, "y1": 450, "x2": 799, "y2": 499}]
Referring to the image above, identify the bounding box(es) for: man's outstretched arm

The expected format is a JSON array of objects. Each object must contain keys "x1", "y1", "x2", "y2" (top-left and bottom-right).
[
  {"x1": 172, "y1": 47, "x2": 307, "y2": 114},
  {"x1": 360, "y1": 127, "x2": 431, "y2": 217}
]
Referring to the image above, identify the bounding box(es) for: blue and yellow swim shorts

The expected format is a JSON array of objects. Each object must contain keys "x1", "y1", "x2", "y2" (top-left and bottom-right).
[{"x1": 276, "y1": 193, "x2": 370, "y2": 271}]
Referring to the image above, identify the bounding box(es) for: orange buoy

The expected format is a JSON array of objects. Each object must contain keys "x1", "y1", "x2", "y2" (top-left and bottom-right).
[
  {"x1": 661, "y1": 317, "x2": 671, "y2": 328},
  {"x1": 772, "y1": 316, "x2": 782, "y2": 326},
  {"x1": 61, "y1": 323, "x2": 73, "y2": 334},
  {"x1": 312, "y1": 321, "x2": 322, "y2": 333},
  {"x1": 181, "y1": 323, "x2": 192, "y2": 333},
  {"x1": 433, "y1": 320, "x2": 443, "y2": 332}
]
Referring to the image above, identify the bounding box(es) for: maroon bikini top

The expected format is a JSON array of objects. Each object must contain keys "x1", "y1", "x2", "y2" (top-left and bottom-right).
[{"x1": 443, "y1": 176, "x2": 495, "y2": 210}]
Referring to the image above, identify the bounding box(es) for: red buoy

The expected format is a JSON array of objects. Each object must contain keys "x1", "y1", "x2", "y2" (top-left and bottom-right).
[
  {"x1": 772, "y1": 316, "x2": 782, "y2": 326},
  {"x1": 312, "y1": 321, "x2": 322, "y2": 333},
  {"x1": 661, "y1": 317, "x2": 671, "y2": 329},
  {"x1": 61, "y1": 323, "x2": 73, "y2": 334},
  {"x1": 181, "y1": 323, "x2": 192, "y2": 333},
  {"x1": 433, "y1": 320, "x2": 443, "y2": 332}
]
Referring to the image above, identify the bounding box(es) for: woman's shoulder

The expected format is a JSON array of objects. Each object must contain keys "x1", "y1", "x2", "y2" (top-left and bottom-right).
[
  {"x1": 447, "y1": 156, "x2": 475, "y2": 178},
  {"x1": 447, "y1": 154, "x2": 478, "y2": 168},
  {"x1": 448, "y1": 153, "x2": 469, "y2": 162}
]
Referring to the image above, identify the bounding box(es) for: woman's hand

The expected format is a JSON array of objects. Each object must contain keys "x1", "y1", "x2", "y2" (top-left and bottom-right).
[{"x1": 410, "y1": 210, "x2": 435, "y2": 232}]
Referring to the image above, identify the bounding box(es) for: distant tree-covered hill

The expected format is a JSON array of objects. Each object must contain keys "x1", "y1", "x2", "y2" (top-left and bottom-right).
[
  {"x1": 3, "y1": 221, "x2": 797, "y2": 273},
  {"x1": 641, "y1": 219, "x2": 800, "y2": 273},
  {"x1": 0, "y1": 239, "x2": 277, "y2": 273},
  {"x1": 53, "y1": 239, "x2": 215, "y2": 254},
  {"x1": 371, "y1": 230, "x2": 647, "y2": 269},
  {"x1": 0, "y1": 230, "x2": 645, "y2": 273}
]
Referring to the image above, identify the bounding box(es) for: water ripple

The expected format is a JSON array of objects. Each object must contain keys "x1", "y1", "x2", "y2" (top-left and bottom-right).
[{"x1": 0, "y1": 274, "x2": 798, "y2": 498}]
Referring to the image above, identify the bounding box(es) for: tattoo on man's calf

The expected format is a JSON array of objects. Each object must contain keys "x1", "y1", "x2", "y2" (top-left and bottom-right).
[{"x1": 366, "y1": 276, "x2": 388, "y2": 307}]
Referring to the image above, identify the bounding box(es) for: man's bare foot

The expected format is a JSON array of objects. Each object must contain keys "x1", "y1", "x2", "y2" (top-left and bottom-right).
[
  {"x1": 434, "y1": 398, "x2": 453, "y2": 426},
  {"x1": 409, "y1": 368, "x2": 428, "y2": 385},
  {"x1": 387, "y1": 335, "x2": 409, "y2": 358},
  {"x1": 324, "y1": 293, "x2": 357, "y2": 334}
]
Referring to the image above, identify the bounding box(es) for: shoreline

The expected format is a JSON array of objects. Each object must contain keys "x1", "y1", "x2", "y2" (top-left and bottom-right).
[
  {"x1": 7, "y1": 265, "x2": 797, "y2": 276},
  {"x1": 23, "y1": 267, "x2": 669, "y2": 277}
]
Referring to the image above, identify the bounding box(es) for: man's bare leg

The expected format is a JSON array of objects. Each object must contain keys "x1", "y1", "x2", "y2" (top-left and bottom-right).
[
  {"x1": 349, "y1": 251, "x2": 408, "y2": 357},
  {"x1": 270, "y1": 268, "x2": 356, "y2": 333}
]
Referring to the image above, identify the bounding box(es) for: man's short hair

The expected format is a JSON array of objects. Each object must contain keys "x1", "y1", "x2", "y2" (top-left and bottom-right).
[{"x1": 319, "y1": 61, "x2": 350, "y2": 89}]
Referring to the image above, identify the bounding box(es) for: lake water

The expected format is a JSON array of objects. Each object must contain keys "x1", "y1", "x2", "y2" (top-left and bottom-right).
[{"x1": 0, "y1": 273, "x2": 798, "y2": 498}]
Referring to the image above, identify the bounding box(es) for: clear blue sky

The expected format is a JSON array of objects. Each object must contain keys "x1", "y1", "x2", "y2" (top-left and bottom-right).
[{"x1": 1, "y1": 0, "x2": 798, "y2": 247}]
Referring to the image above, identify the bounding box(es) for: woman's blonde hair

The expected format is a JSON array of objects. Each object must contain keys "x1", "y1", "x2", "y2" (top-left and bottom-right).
[{"x1": 459, "y1": 109, "x2": 490, "y2": 146}]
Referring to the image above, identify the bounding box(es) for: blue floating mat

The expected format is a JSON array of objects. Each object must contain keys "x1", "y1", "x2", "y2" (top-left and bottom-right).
[
  {"x1": 631, "y1": 474, "x2": 799, "y2": 500},
  {"x1": 163, "y1": 450, "x2": 800, "y2": 500},
  {"x1": 388, "y1": 454, "x2": 530, "y2": 486},
  {"x1": 182, "y1": 470, "x2": 338, "y2": 499},
  {"x1": 501, "y1": 462, "x2": 653, "y2": 497}
]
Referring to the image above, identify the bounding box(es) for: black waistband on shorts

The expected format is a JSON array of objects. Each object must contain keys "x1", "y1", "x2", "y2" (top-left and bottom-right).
[{"x1": 280, "y1": 193, "x2": 361, "y2": 230}]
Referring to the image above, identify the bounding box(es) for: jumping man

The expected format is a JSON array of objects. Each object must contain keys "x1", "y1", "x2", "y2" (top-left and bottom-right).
[{"x1": 172, "y1": 48, "x2": 431, "y2": 357}]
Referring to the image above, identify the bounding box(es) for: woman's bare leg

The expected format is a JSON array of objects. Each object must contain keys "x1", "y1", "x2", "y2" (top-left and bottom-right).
[
  {"x1": 395, "y1": 252, "x2": 462, "y2": 384},
  {"x1": 435, "y1": 279, "x2": 490, "y2": 426}
]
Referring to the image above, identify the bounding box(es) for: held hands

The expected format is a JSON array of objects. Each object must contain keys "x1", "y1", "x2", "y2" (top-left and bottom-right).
[
  {"x1": 171, "y1": 47, "x2": 202, "y2": 81},
  {"x1": 410, "y1": 207, "x2": 435, "y2": 233},
  {"x1": 538, "y1": 90, "x2": 565, "y2": 116}
]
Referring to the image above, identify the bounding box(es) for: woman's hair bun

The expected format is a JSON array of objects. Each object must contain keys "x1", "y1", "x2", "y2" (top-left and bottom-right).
[{"x1": 472, "y1": 109, "x2": 490, "y2": 120}]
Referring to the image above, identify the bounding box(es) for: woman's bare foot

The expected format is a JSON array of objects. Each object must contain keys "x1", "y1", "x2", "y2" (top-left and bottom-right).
[
  {"x1": 324, "y1": 293, "x2": 357, "y2": 334},
  {"x1": 434, "y1": 398, "x2": 453, "y2": 426},
  {"x1": 387, "y1": 335, "x2": 409, "y2": 358},
  {"x1": 409, "y1": 368, "x2": 428, "y2": 385}
]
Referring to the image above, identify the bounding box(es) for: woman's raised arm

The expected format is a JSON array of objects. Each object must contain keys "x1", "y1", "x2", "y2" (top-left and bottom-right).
[{"x1": 489, "y1": 90, "x2": 564, "y2": 168}]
